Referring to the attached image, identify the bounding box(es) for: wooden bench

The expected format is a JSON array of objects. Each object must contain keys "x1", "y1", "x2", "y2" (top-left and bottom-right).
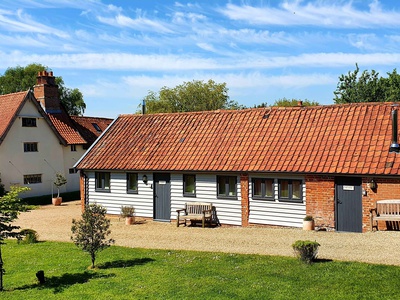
[
  {"x1": 370, "y1": 200, "x2": 400, "y2": 231},
  {"x1": 176, "y1": 202, "x2": 213, "y2": 228}
]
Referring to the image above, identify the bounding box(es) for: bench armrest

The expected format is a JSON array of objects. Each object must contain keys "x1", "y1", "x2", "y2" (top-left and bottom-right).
[
  {"x1": 369, "y1": 208, "x2": 377, "y2": 216},
  {"x1": 202, "y1": 209, "x2": 212, "y2": 215},
  {"x1": 176, "y1": 209, "x2": 187, "y2": 216}
]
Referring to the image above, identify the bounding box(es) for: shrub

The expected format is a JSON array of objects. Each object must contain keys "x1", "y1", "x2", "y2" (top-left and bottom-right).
[
  {"x1": 19, "y1": 229, "x2": 39, "y2": 244},
  {"x1": 120, "y1": 206, "x2": 135, "y2": 218},
  {"x1": 292, "y1": 240, "x2": 320, "y2": 264},
  {"x1": 303, "y1": 215, "x2": 314, "y2": 221}
]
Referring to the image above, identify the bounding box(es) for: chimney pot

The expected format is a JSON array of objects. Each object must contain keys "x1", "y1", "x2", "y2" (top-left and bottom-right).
[{"x1": 298, "y1": 101, "x2": 303, "y2": 107}]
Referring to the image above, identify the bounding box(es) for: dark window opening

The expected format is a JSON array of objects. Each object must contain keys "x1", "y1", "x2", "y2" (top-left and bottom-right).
[
  {"x1": 95, "y1": 172, "x2": 110, "y2": 192},
  {"x1": 183, "y1": 174, "x2": 196, "y2": 197},
  {"x1": 217, "y1": 175, "x2": 237, "y2": 198},
  {"x1": 127, "y1": 173, "x2": 138, "y2": 193},
  {"x1": 22, "y1": 118, "x2": 37, "y2": 127}
]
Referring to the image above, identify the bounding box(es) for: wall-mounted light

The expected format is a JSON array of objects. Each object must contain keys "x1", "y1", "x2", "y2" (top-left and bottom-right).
[
  {"x1": 370, "y1": 179, "x2": 377, "y2": 190},
  {"x1": 142, "y1": 174, "x2": 148, "y2": 185}
]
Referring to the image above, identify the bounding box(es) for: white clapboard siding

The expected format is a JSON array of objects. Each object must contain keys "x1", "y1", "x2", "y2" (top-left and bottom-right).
[
  {"x1": 171, "y1": 173, "x2": 242, "y2": 226},
  {"x1": 87, "y1": 172, "x2": 154, "y2": 217},
  {"x1": 248, "y1": 176, "x2": 306, "y2": 227}
]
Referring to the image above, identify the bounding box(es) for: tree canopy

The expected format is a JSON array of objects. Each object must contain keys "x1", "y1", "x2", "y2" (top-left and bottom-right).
[
  {"x1": 255, "y1": 98, "x2": 319, "y2": 107},
  {"x1": 334, "y1": 64, "x2": 400, "y2": 104},
  {"x1": 141, "y1": 79, "x2": 243, "y2": 113},
  {"x1": 0, "y1": 63, "x2": 86, "y2": 115}
]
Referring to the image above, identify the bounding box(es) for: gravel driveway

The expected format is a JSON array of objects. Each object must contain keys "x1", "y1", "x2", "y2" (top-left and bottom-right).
[{"x1": 15, "y1": 200, "x2": 400, "y2": 266}]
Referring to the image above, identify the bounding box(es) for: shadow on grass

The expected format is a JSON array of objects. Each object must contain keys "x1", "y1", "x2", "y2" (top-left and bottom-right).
[
  {"x1": 97, "y1": 257, "x2": 155, "y2": 269},
  {"x1": 314, "y1": 258, "x2": 333, "y2": 263},
  {"x1": 15, "y1": 271, "x2": 115, "y2": 294}
]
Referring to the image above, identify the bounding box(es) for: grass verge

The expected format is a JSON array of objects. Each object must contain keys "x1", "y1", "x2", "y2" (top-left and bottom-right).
[{"x1": 1, "y1": 240, "x2": 399, "y2": 299}]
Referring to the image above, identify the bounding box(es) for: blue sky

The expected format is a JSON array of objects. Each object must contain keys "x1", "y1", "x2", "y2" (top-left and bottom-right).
[{"x1": 0, "y1": 0, "x2": 399, "y2": 118}]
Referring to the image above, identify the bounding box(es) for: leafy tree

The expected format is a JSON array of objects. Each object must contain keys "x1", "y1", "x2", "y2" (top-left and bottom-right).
[
  {"x1": 334, "y1": 64, "x2": 400, "y2": 103},
  {"x1": 0, "y1": 63, "x2": 86, "y2": 115},
  {"x1": 141, "y1": 79, "x2": 243, "y2": 113},
  {"x1": 71, "y1": 204, "x2": 114, "y2": 268},
  {"x1": 0, "y1": 186, "x2": 30, "y2": 291},
  {"x1": 256, "y1": 98, "x2": 319, "y2": 107}
]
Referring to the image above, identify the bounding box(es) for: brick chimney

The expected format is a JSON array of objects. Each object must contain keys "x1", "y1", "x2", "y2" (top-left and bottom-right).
[{"x1": 34, "y1": 71, "x2": 61, "y2": 113}]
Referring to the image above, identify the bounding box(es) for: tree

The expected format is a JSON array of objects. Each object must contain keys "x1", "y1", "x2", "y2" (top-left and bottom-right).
[
  {"x1": 141, "y1": 79, "x2": 243, "y2": 113},
  {"x1": 334, "y1": 64, "x2": 400, "y2": 103},
  {"x1": 71, "y1": 204, "x2": 114, "y2": 268},
  {"x1": 0, "y1": 186, "x2": 30, "y2": 291},
  {"x1": 0, "y1": 63, "x2": 86, "y2": 115},
  {"x1": 255, "y1": 98, "x2": 319, "y2": 107}
]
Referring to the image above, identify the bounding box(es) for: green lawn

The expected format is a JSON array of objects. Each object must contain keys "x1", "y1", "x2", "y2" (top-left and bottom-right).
[{"x1": 1, "y1": 240, "x2": 399, "y2": 299}]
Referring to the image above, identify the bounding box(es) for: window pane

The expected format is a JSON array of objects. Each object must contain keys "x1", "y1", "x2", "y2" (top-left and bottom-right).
[
  {"x1": 280, "y1": 180, "x2": 289, "y2": 198},
  {"x1": 184, "y1": 175, "x2": 195, "y2": 194},
  {"x1": 292, "y1": 180, "x2": 302, "y2": 199},
  {"x1": 228, "y1": 177, "x2": 236, "y2": 196},
  {"x1": 218, "y1": 176, "x2": 226, "y2": 196},
  {"x1": 253, "y1": 179, "x2": 262, "y2": 197},
  {"x1": 265, "y1": 179, "x2": 274, "y2": 198},
  {"x1": 128, "y1": 173, "x2": 138, "y2": 191},
  {"x1": 104, "y1": 173, "x2": 110, "y2": 189}
]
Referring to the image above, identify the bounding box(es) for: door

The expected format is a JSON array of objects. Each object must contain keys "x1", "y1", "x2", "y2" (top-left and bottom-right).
[
  {"x1": 335, "y1": 177, "x2": 362, "y2": 232},
  {"x1": 153, "y1": 173, "x2": 171, "y2": 222}
]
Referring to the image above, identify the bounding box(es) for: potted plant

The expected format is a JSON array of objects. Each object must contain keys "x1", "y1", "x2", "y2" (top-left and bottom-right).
[
  {"x1": 303, "y1": 215, "x2": 315, "y2": 231},
  {"x1": 52, "y1": 173, "x2": 67, "y2": 206},
  {"x1": 121, "y1": 205, "x2": 135, "y2": 225}
]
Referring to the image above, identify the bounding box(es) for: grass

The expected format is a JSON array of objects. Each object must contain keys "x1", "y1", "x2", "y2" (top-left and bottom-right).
[{"x1": 1, "y1": 240, "x2": 400, "y2": 300}]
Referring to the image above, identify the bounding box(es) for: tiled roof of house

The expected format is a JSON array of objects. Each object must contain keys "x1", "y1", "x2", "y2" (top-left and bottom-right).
[
  {"x1": 0, "y1": 91, "x2": 28, "y2": 143},
  {"x1": 71, "y1": 116, "x2": 113, "y2": 145},
  {"x1": 75, "y1": 103, "x2": 400, "y2": 176},
  {"x1": 47, "y1": 111, "x2": 87, "y2": 145}
]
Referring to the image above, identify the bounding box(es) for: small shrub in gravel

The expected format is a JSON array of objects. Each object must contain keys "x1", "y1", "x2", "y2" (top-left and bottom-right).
[
  {"x1": 19, "y1": 229, "x2": 39, "y2": 244},
  {"x1": 292, "y1": 240, "x2": 320, "y2": 264}
]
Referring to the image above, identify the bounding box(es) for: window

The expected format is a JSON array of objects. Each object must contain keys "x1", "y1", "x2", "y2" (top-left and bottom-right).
[
  {"x1": 22, "y1": 118, "x2": 36, "y2": 127},
  {"x1": 69, "y1": 168, "x2": 78, "y2": 174},
  {"x1": 252, "y1": 178, "x2": 274, "y2": 200},
  {"x1": 95, "y1": 172, "x2": 110, "y2": 192},
  {"x1": 24, "y1": 174, "x2": 42, "y2": 184},
  {"x1": 92, "y1": 123, "x2": 102, "y2": 132},
  {"x1": 127, "y1": 173, "x2": 138, "y2": 193},
  {"x1": 278, "y1": 179, "x2": 302, "y2": 202},
  {"x1": 24, "y1": 142, "x2": 38, "y2": 152},
  {"x1": 71, "y1": 145, "x2": 77, "y2": 152},
  {"x1": 183, "y1": 174, "x2": 196, "y2": 197},
  {"x1": 217, "y1": 176, "x2": 237, "y2": 198}
]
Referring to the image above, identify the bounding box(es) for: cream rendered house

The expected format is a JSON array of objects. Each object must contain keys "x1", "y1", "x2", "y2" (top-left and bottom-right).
[{"x1": 0, "y1": 71, "x2": 112, "y2": 197}]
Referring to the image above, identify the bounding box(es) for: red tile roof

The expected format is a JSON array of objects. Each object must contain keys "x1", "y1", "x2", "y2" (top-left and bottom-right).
[
  {"x1": 0, "y1": 91, "x2": 29, "y2": 144},
  {"x1": 47, "y1": 111, "x2": 87, "y2": 145},
  {"x1": 71, "y1": 116, "x2": 113, "y2": 145},
  {"x1": 76, "y1": 103, "x2": 400, "y2": 176},
  {"x1": 0, "y1": 90, "x2": 109, "y2": 147}
]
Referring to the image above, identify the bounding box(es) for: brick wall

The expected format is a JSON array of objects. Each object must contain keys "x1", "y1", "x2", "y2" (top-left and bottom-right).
[
  {"x1": 305, "y1": 175, "x2": 400, "y2": 232},
  {"x1": 305, "y1": 175, "x2": 336, "y2": 229},
  {"x1": 362, "y1": 177, "x2": 400, "y2": 231},
  {"x1": 240, "y1": 173, "x2": 249, "y2": 226}
]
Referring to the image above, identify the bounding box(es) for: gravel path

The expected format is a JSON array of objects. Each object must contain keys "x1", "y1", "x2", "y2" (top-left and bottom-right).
[{"x1": 15, "y1": 201, "x2": 400, "y2": 266}]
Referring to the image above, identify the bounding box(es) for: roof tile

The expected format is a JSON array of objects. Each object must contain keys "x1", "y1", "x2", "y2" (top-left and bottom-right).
[{"x1": 76, "y1": 103, "x2": 400, "y2": 176}]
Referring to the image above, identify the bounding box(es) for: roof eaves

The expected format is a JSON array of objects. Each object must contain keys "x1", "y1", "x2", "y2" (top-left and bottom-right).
[
  {"x1": 74, "y1": 116, "x2": 118, "y2": 169},
  {"x1": 0, "y1": 90, "x2": 30, "y2": 146}
]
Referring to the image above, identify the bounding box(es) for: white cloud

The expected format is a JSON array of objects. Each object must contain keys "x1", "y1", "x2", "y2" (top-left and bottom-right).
[
  {"x1": 0, "y1": 8, "x2": 69, "y2": 38},
  {"x1": 221, "y1": 1, "x2": 400, "y2": 28},
  {"x1": 1, "y1": 51, "x2": 400, "y2": 71},
  {"x1": 97, "y1": 13, "x2": 173, "y2": 33}
]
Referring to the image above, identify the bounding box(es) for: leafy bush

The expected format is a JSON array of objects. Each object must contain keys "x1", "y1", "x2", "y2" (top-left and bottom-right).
[
  {"x1": 120, "y1": 206, "x2": 135, "y2": 218},
  {"x1": 292, "y1": 240, "x2": 320, "y2": 264},
  {"x1": 19, "y1": 229, "x2": 39, "y2": 244},
  {"x1": 303, "y1": 215, "x2": 314, "y2": 221}
]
